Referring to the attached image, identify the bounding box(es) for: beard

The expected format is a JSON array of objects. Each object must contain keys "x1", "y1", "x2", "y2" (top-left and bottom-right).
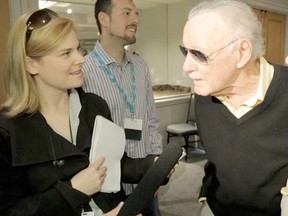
[{"x1": 123, "y1": 34, "x2": 136, "y2": 45}]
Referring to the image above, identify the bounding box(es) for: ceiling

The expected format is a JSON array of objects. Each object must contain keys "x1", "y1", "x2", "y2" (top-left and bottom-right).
[
  {"x1": 40, "y1": 0, "x2": 187, "y2": 9},
  {"x1": 39, "y1": 0, "x2": 288, "y2": 14},
  {"x1": 39, "y1": 0, "x2": 184, "y2": 15},
  {"x1": 134, "y1": 0, "x2": 189, "y2": 8},
  {"x1": 49, "y1": 0, "x2": 186, "y2": 4},
  {"x1": 42, "y1": 0, "x2": 288, "y2": 5}
]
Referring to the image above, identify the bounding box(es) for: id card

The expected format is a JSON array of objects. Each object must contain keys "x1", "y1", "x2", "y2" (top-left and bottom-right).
[
  {"x1": 81, "y1": 212, "x2": 94, "y2": 216},
  {"x1": 124, "y1": 118, "x2": 142, "y2": 140}
]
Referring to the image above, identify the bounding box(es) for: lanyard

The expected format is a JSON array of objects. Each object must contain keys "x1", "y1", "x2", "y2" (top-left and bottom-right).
[{"x1": 93, "y1": 49, "x2": 136, "y2": 114}]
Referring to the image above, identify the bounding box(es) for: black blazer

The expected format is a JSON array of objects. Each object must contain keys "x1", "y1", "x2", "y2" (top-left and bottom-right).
[{"x1": 0, "y1": 89, "x2": 155, "y2": 216}]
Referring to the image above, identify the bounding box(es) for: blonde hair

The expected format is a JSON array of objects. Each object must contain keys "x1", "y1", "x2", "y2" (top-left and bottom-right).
[{"x1": 2, "y1": 11, "x2": 74, "y2": 117}]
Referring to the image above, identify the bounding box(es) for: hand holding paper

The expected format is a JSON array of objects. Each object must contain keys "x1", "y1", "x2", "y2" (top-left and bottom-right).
[{"x1": 89, "y1": 115, "x2": 126, "y2": 193}]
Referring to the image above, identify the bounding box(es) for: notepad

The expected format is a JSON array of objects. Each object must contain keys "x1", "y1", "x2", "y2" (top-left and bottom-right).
[{"x1": 90, "y1": 115, "x2": 126, "y2": 193}]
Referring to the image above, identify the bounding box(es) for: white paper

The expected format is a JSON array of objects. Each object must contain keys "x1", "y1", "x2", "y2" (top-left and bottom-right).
[
  {"x1": 281, "y1": 179, "x2": 288, "y2": 216},
  {"x1": 90, "y1": 115, "x2": 126, "y2": 193}
]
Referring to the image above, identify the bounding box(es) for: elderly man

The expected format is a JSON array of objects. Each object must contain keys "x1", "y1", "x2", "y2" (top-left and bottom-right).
[{"x1": 181, "y1": 0, "x2": 288, "y2": 216}]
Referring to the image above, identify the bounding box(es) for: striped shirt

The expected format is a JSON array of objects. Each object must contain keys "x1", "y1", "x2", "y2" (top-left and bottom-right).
[{"x1": 82, "y1": 41, "x2": 163, "y2": 159}]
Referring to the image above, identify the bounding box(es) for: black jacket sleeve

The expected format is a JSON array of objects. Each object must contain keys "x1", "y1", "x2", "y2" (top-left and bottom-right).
[
  {"x1": 199, "y1": 160, "x2": 217, "y2": 199},
  {"x1": 120, "y1": 153, "x2": 156, "y2": 183}
]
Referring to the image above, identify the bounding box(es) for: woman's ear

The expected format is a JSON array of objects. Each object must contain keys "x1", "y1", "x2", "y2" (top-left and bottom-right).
[
  {"x1": 236, "y1": 39, "x2": 253, "y2": 69},
  {"x1": 25, "y1": 57, "x2": 39, "y2": 75}
]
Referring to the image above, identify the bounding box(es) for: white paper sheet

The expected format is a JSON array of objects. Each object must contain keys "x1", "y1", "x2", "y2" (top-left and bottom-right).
[
  {"x1": 281, "y1": 179, "x2": 288, "y2": 216},
  {"x1": 89, "y1": 115, "x2": 126, "y2": 193}
]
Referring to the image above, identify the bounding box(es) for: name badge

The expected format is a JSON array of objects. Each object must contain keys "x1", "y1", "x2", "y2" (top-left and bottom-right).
[
  {"x1": 124, "y1": 118, "x2": 142, "y2": 141},
  {"x1": 81, "y1": 212, "x2": 94, "y2": 216}
]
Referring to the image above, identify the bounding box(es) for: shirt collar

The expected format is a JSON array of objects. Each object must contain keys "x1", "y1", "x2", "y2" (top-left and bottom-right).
[
  {"x1": 94, "y1": 40, "x2": 131, "y2": 67},
  {"x1": 217, "y1": 57, "x2": 274, "y2": 107},
  {"x1": 243, "y1": 57, "x2": 274, "y2": 107}
]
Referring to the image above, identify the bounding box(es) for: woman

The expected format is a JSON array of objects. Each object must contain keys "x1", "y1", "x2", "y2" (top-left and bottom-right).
[{"x1": 0, "y1": 8, "x2": 156, "y2": 216}]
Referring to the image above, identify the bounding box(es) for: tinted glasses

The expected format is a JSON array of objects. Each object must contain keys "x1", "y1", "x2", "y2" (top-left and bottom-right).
[
  {"x1": 26, "y1": 8, "x2": 58, "y2": 44},
  {"x1": 179, "y1": 39, "x2": 238, "y2": 66}
]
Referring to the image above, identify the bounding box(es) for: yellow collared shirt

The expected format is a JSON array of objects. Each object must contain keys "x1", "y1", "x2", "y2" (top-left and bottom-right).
[{"x1": 217, "y1": 57, "x2": 274, "y2": 118}]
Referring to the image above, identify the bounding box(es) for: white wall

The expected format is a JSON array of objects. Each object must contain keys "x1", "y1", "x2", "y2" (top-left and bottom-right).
[
  {"x1": 134, "y1": 0, "x2": 198, "y2": 87},
  {"x1": 8, "y1": 0, "x2": 38, "y2": 24},
  {"x1": 132, "y1": 5, "x2": 168, "y2": 85},
  {"x1": 167, "y1": 0, "x2": 199, "y2": 88}
]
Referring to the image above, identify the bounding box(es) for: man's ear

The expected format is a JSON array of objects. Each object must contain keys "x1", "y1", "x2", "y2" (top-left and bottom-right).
[
  {"x1": 98, "y1": 11, "x2": 110, "y2": 29},
  {"x1": 236, "y1": 39, "x2": 253, "y2": 68},
  {"x1": 25, "y1": 57, "x2": 39, "y2": 75}
]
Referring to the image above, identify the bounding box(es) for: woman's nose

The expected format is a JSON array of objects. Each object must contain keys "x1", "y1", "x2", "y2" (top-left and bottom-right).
[{"x1": 75, "y1": 51, "x2": 85, "y2": 65}]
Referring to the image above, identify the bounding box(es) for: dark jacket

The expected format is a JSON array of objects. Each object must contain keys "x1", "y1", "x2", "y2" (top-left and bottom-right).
[{"x1": 0, "y1": 89, "x2": 155, "y2": 216}]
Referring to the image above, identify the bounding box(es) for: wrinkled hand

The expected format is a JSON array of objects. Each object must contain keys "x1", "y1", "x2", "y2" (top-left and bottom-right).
[
  {"x1": 153, "y1": 156, "x2": 179, "y2": 178},
  {"x1": 152, "y1": 157, "x2": 179, "y2": 197},
  {"x1": 71, "y1": 156, "x2": 107, "y2": 195},
  {"x1": 154, "y1": 188, "x2": 160, "y2": 197},
  {"x1": 103, "y1": 202, "x2": 123, "y2": 216},
  {"x1": 103, "y1": 202, "x2": 142, "y2": 216},
  {"x1": 167, "y1": 162, "x2": 179, "y2": 178},
  {"x1": 154, "y1": 163, "x2": 178, "y2": 197}
]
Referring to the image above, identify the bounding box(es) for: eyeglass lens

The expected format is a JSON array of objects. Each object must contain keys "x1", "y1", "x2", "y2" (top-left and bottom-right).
[
  {"x1": 179, "y1": 45, "x2": 208, "y2": 64},
  {"x1": 26, "y1": 8, "x2": 58, "y2": 43},
  {"x1": 179, "y1": 39, "x2": 238, "y2": 66}
]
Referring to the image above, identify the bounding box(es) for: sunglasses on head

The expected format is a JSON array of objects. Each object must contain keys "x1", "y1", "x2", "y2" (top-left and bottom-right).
[
  {"x1": 179, "y1": 39, "x2": 238, "y2": 66},
  {"x1": 26, "y1": 8, "x2": 58, "y2": 44}
]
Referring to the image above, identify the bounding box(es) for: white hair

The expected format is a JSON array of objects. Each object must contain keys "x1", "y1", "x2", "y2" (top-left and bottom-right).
[{"x1": 188, "y1": 0, "x2": 265, "y2": 59}]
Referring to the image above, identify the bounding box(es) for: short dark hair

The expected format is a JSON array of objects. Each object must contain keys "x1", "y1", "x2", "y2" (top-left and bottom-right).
[{"x1": 95, "y1": 0, "x2": 113, "y2": 34}]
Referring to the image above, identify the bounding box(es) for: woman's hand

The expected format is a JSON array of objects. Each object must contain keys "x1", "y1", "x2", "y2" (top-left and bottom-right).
[
  {"x1": 71, "y1": 157, "x2": 107, "y2": 195},
  {"x1": 103, "y1": 202, "x2": 142, "y2": 216},
  {"x1": 103, "y1": 202, "x2": 123, "y2": 216}
]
